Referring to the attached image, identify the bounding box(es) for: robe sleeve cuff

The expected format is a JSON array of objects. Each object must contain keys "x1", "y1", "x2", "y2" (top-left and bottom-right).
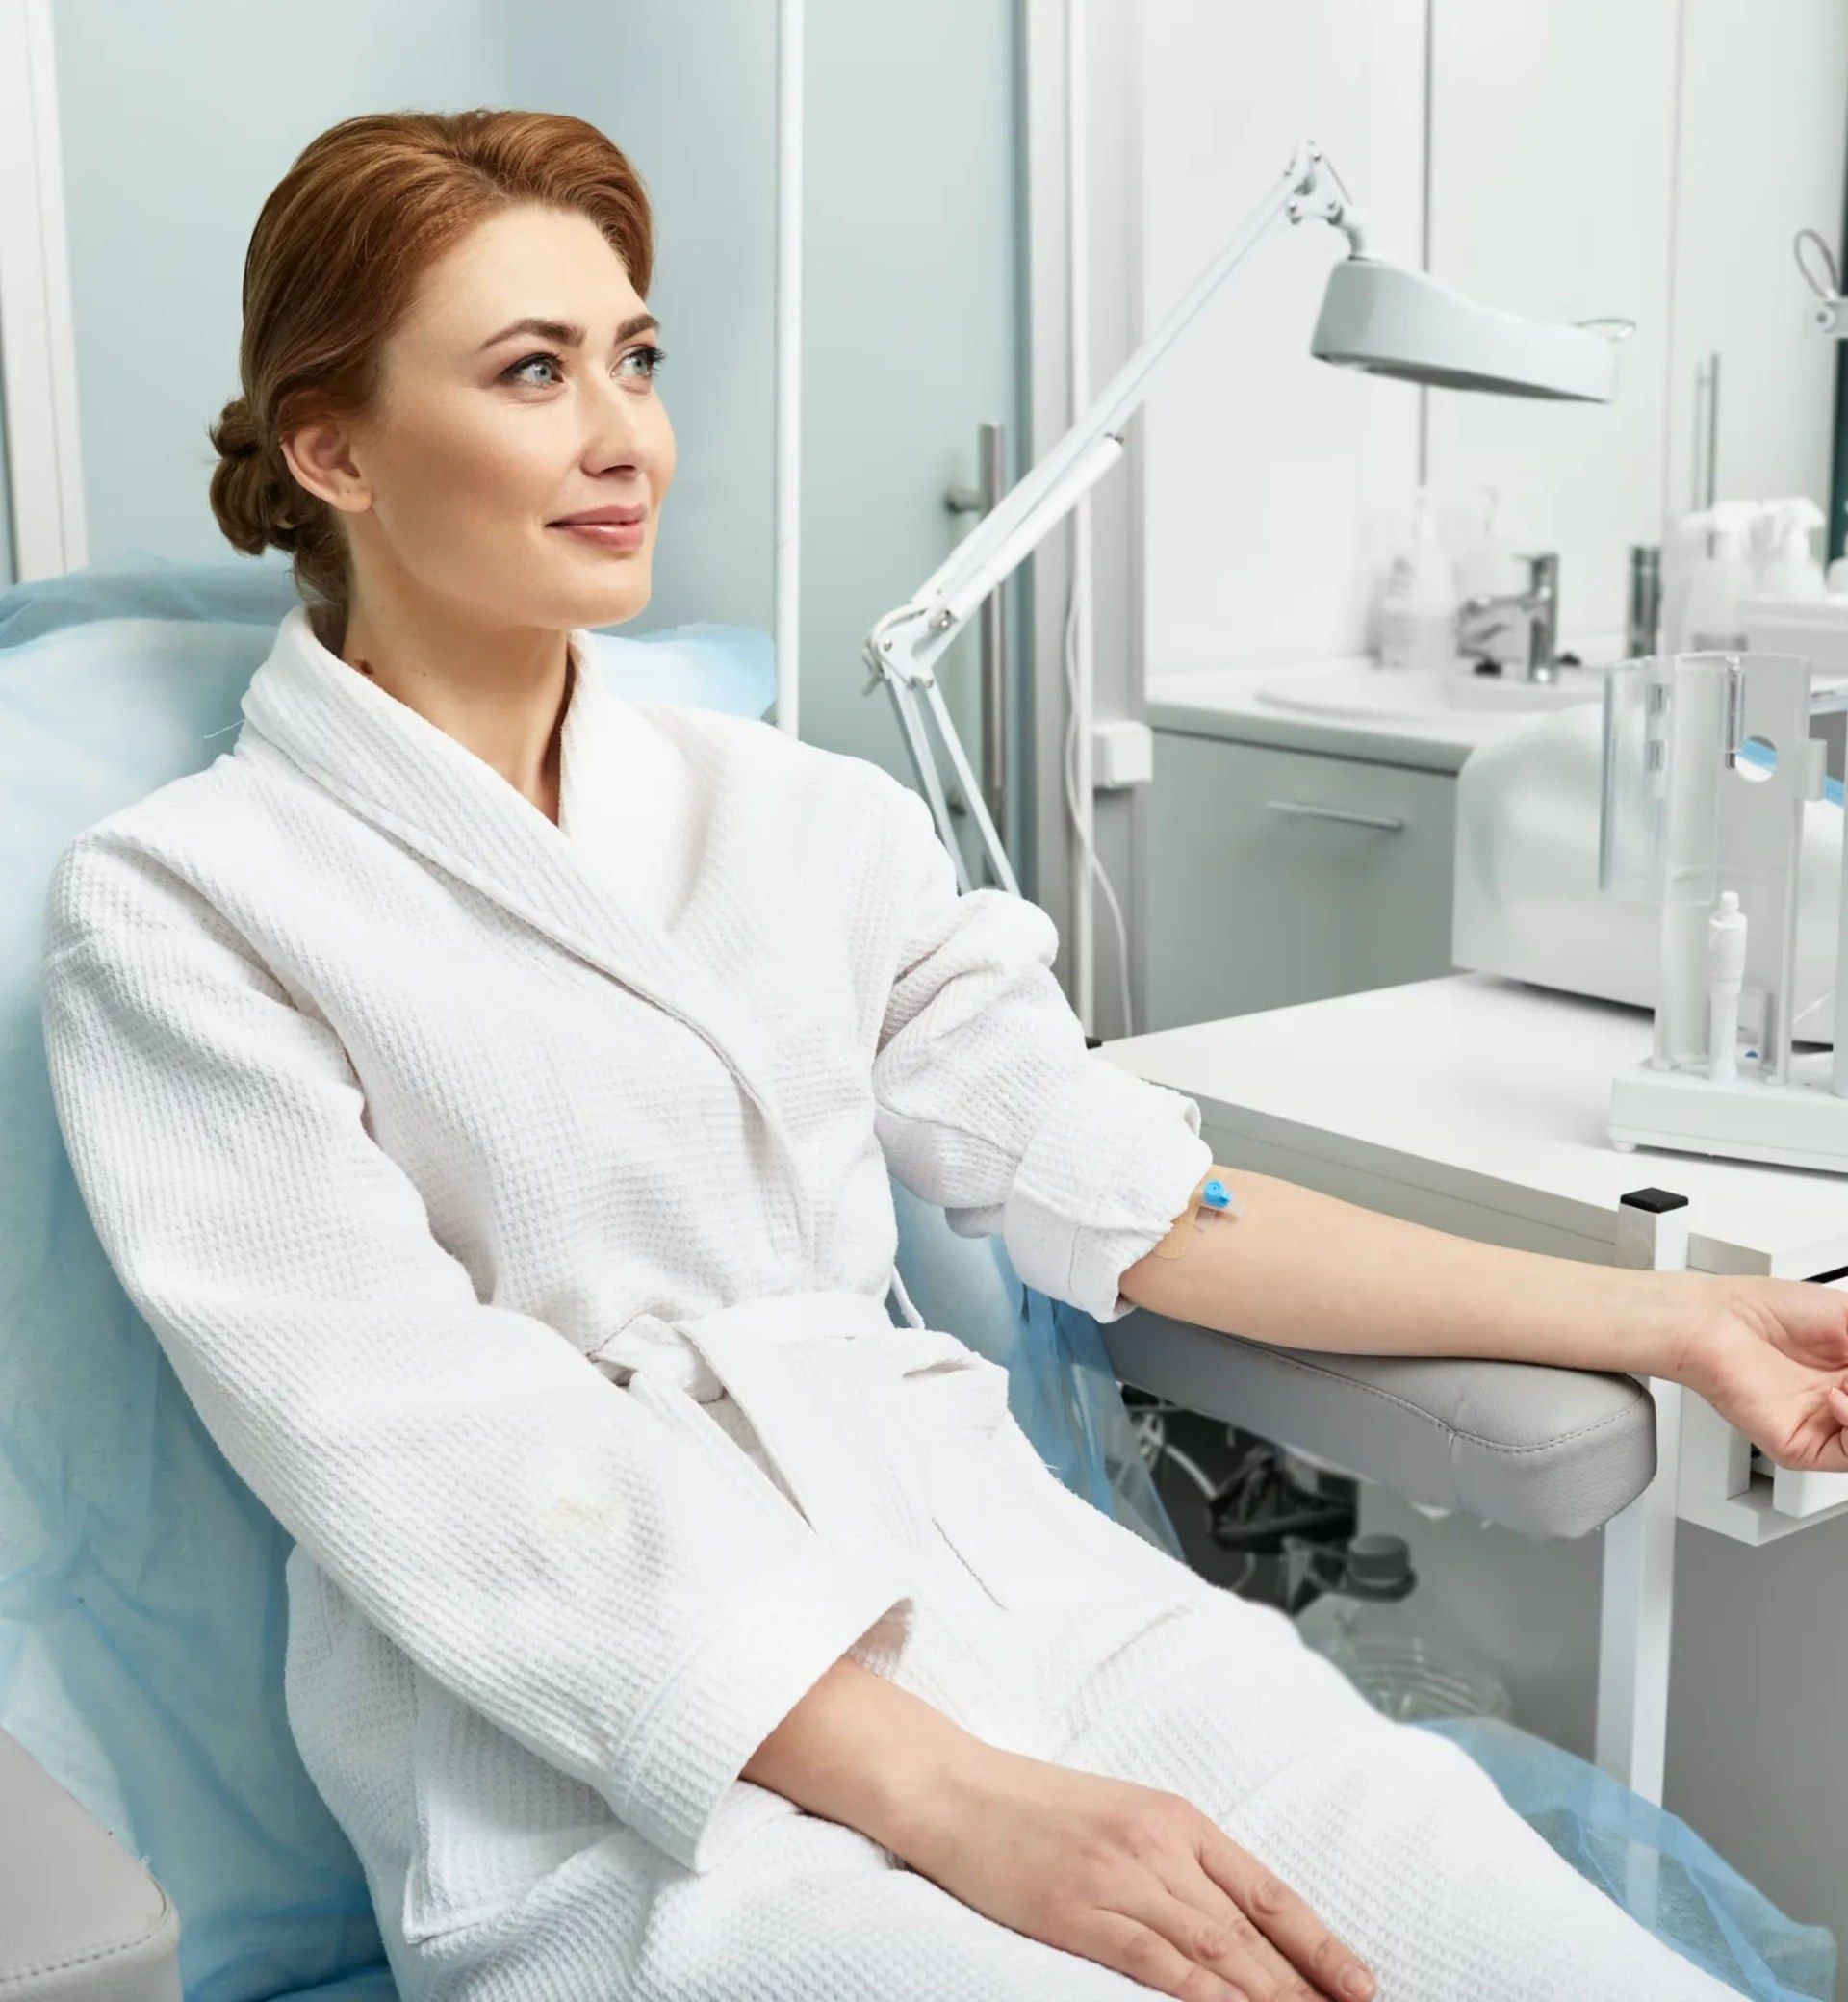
[
  {"x1": 1000, "y1": 1059, "x2": 1214, "y2": 1323},
  {"x1": 610, "y1": 1537, "x2": 914, "y2": 1874}
]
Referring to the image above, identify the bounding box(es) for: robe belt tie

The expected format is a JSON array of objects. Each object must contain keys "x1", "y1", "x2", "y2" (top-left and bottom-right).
[{"x1": 584, "y1": 1289, "x2": 971, "y2": 1545}]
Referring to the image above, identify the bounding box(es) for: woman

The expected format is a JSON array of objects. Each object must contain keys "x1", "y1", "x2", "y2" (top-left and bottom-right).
[{"x1": 38, "y1": 110, "x2": 1845, "y2": 2002}]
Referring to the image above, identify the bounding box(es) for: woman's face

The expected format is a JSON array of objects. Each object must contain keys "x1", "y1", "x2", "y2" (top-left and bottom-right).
[{"x1": 293, "y1": 202, "x2": 677, "y2": 635}]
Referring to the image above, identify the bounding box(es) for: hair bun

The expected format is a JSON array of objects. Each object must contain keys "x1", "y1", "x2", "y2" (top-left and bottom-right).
[
  {"x1": 207, "y1": 395, "x2": 303, "y2": 555},
  {"x1": 210, "y1": 394, "x2": 262, "y2": 460}
]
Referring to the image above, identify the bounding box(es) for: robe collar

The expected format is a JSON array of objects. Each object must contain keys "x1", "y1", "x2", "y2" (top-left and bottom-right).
[{"x1": 236, "y1": 603, "x2": 786, "y2": 1138}]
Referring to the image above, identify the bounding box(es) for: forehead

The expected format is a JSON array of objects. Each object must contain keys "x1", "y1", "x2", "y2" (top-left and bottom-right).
[{"x1": 404, "y1": 205, "x2": 643, "y2": 348}]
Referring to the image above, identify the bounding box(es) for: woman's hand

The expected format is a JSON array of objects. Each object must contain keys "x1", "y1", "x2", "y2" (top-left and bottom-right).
[
  {"x1": 892, "y1": 1742, "x2": 1377, "y2": 2002},
  {"x1": 1672, "y1": 1272, "x2": 1848, "y2": 1473}
]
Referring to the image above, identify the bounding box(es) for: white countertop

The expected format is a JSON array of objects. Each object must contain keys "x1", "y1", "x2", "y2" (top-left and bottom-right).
[
  {"x1": 1147, "y1": 652, "x2": 1848, "y2": 773},
  {"x1": 1145, "y1": 654, "x2": 1599, "y2": 770},
  {"x1": 1104, "y1": 972, "x2": 1848, "y2": 1278}
]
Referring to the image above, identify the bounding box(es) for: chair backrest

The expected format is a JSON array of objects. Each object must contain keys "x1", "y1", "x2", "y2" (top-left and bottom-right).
[{"x1": 0, "y1": 561, "x2": 783, "y2": 2002}]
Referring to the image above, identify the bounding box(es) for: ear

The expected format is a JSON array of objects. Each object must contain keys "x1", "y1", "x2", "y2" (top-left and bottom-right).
[{"x1": 282, "y1": 417, "x2": 372, "y2": 516}]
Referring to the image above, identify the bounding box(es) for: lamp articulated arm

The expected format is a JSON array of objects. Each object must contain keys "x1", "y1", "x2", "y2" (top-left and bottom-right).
[{"x1": 860, "y1": 139, "x2": 1365, "y2": 897}]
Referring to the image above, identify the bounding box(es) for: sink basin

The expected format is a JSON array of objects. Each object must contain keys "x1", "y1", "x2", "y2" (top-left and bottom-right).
[
  {"x1": 1256, "y1": 659, "x2": 1609, "y2": 722},
  {"x1": 1439, "y1": 666, "x2": 1611, "y2": 711}
]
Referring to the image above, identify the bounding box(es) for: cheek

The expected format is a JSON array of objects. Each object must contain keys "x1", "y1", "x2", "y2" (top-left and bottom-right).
[{"x1": 377, "y1": 400, "x2": 553, "y2": 546}]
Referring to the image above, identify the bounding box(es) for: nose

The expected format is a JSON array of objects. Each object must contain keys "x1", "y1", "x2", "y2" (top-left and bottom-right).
[{"x1": 581, "y1": 370, "x2": 661, "y2": 490}]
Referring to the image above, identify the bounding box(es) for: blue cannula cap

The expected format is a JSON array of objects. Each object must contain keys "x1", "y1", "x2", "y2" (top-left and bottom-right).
[{"x1": 1202, "y1": 1177, "x2": 1230, "y2": 1208}]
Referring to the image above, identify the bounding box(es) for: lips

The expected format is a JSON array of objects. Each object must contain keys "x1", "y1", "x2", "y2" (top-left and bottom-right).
[
  {"x1": 550, "y1": 506, "x2": 647, "y2": 526},
  {"x1": 550, "y1": 513, "x2": 647, "y2": 552}
]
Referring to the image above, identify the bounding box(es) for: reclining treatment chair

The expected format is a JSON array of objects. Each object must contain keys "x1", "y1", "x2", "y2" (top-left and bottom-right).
[{"x1": 0, "y1": 562, "x2": 1719, "y2": 2002}]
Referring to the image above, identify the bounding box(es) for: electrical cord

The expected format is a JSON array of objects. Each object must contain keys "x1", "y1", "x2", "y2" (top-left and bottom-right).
[{"x1": 1062, "y1": 517, "x2": 1137, "y2": 1038}]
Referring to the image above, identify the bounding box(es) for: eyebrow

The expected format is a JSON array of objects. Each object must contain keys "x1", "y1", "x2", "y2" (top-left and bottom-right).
[{"x1": 475, "y1": 311, "x2": 659, "y2": 353}]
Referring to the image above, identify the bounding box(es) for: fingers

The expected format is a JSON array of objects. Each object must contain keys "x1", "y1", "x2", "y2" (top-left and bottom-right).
[
  {"x1": 1126, "y1": 1881, "x2": 1326, "y2": 2000},
  {"x1": 1827, "y1": 1385, "x2": 1848, "y2": 1471},
  {"x1": 1197, "y1": 1828, "x2": 1377, "y2": 2002},
  {"x1": 1071, "y1": 1908, "x2": 1254, "y2": 2002}
]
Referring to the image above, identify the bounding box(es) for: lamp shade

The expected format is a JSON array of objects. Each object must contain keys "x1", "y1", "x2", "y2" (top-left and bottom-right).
[{"x1": 1310, "y1": 257, "x2": 1618, "y2": 402}]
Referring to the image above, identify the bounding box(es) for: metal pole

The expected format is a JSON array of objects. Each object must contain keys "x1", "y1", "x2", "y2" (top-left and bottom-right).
[{"x1": 1597, "y1": 1185, "x2": 1690, "y2": 1934}]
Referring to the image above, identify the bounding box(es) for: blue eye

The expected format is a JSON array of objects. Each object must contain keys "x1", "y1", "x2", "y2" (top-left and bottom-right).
[{"x1": 502, "y1": 345, "x2": 667, "y2": 389}]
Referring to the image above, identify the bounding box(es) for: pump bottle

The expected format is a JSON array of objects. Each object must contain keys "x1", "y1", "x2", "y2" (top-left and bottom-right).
[{"x1": 1378, "y1": 489, "x2": 1459, "y2": 674}]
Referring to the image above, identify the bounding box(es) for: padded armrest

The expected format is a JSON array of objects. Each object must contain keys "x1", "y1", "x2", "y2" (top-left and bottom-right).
[
  {"x1": 1104, "y1": 1309, "x2": 1656, "y2": 1541},
  {"x1": 0, "y1": 1728, "x2": 181, "y2": 2002}
]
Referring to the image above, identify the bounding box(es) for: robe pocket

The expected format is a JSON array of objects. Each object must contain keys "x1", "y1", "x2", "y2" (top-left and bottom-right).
[
  {"x1": 926, "y1": 1408, "x2": 1121, "y2": 1612},
  {"x1": 399, "y1": 1669, "x2": 626, "y2": 1946},
  {"x1": 911, "y1": 1354, "x2": 1195, "y2": 1614}
]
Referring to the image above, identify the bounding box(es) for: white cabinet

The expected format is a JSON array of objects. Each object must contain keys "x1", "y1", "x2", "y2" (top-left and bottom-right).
[{"x1": 1144, "y1": 728, "x2": 1459, "y2": 1031}]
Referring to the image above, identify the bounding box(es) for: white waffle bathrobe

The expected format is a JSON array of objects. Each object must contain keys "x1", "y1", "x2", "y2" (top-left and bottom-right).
[{"x1": 39, "y1": 607, "x2": 1740, "y2": 2002}]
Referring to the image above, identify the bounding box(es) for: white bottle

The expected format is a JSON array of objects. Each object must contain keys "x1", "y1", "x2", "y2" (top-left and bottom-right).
[
  {"x1": 1454, "y1": 486, "x2": 1526, "y2": 602},
  {"x1": 1707, "y1": 890, "x2": 1747, "y2": 1084},
  {"x1": 1751, "y1": 497, "x2": 1827, "y2": 601},
  {"x1": 1677, "y1": 501, "x2": 1756, "y2": 651},
  {"x1": 1378, "y1": 489, "x2": 1459, "y2": 674},
  {"x1": 1657, "y1": 510, "x2": 1708, "y2": 663}
]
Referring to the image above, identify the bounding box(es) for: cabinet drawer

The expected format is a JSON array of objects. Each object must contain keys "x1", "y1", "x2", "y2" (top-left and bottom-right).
[{"x1": 1145, "y1": 732, "x2": 1457, "y2": 1030}]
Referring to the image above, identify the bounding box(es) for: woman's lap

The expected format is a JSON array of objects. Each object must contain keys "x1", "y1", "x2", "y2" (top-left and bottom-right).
[
  {"x1": 1031, "y1": 1585, "x2": 1743, "y2": 2001},
  {"x1": 628, "y1": 1580, "x2": 1743, "y2": 2002},
  {"x1": 406, "y1": 1427, "x2": 1743, "y2": 2000}
]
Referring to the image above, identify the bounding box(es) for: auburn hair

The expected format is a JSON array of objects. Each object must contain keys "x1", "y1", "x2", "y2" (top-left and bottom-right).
[{"x1": 207, "y1": 109, "x2": 654, "y2": 631}]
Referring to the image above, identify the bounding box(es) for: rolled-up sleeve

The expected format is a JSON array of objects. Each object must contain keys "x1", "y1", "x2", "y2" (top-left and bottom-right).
[
  {"x1": 869, "y1": 781, "x2": 1211, "y2": 1322},
  {"x1": 39, "y1": 834, "x2": 911, "y2": 1876}
]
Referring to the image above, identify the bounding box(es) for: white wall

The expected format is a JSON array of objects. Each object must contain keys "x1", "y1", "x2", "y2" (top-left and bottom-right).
[
  {"x1": 1140, "y1": 0, "x2": 1848, "y2": 675},
  {"x1": 1139, "y1": 1, "x2": 1425, "y2": 671},
  {"x1": 1425, "y1": 0, "x2": 1680, "y2": 648}
]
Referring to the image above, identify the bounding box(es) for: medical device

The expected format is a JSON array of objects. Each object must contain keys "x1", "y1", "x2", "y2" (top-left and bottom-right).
[
  {"x1": 1599, "y1": 649, "x2": 1848, "y2": 1169},
  {"x1": 1150, "y1": 1170, "x2": 1241, "y2": 1261},
  {"x1": 860, "y1": 137, "x2": 1628, "y2": 903}
]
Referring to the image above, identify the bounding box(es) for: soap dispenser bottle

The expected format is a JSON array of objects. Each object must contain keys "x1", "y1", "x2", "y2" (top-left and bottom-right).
[
  {"x1": 1677, "y1": 501, "x2": 1756, "y2": 651},
  {"x1": 1751, "y1": 497, "x2": 1827, "y2": 601},
  {"x1": 1378, "y1": 489, "x2": 1459, "y2": 674},
  {"x1": 1455, "y1": 486, "x2": 1525, "y2": 599}
]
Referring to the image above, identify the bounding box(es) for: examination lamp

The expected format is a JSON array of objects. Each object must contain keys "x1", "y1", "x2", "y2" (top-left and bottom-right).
[{"x1": 862, "y1": 138, "x2": 1628, "y2": 899}]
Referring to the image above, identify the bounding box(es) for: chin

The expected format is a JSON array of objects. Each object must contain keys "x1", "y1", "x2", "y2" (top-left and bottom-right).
[
  {"x1": 588, "y1": 578, "x2": 651, "y2": 628},
  {"x1": 533, "y1": 571, "x2": 651, "y2": 633}
]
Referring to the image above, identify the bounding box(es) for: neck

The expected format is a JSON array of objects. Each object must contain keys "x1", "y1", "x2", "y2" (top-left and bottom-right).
[{"x1": 323, "y1": 586, "x2": 575, "y2": 826}]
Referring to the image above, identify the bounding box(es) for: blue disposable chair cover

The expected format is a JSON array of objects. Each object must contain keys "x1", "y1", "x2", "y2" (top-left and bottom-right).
[
  {"x1": 15, "y1": 559, "x2": 1814, "y2": 2001},
  {"x1": 1412, "y1": 1716, "x2": 1837, "y2": 2001}
]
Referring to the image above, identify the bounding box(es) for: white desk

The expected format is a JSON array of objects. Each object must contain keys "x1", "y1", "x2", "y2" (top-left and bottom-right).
[{"x1": 1103, "y1": 971, "x2": 1848, "y2": 1798}]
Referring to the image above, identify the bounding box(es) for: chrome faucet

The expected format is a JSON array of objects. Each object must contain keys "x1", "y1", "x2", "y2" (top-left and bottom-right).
[{"x1": 1458, "y1": 552, "x2": 1561, "y2": 683}]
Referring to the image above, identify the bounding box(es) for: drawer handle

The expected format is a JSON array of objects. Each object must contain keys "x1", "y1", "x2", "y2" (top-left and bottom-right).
[{"x1": 1264, "y1": 797, "x2": 1407, "y2": 833}]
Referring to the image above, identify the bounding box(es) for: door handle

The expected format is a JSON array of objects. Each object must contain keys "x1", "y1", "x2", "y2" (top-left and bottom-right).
[{"x1": 1264, "y1": 798, "x2": 1407, "y2": 833}]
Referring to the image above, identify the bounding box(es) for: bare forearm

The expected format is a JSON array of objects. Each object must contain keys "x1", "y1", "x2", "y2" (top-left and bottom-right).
[
  {"x1": 1118, "y1": 1166, "x2": 1704, "y2": 1380},
  {"x1": 741, "y1": 1654, "x2": 986, "y2": 1852}
]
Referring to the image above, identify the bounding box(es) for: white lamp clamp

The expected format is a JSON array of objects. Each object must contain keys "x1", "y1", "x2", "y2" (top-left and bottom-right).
[{"x1": 861, "y1": 138, "x2": 1625, "y2": 901}]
